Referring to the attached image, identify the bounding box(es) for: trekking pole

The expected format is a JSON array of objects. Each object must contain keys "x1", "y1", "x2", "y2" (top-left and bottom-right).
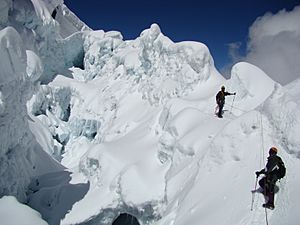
[
  {"x1": 251, "y1": 176, "x2": 258, "y2": 211},
  {"x1": 230, "y1": 94, "x2": 236, "y2": 113},
  {"x1": 265, "y1": 207, "x2": 269, "y2": 225}
]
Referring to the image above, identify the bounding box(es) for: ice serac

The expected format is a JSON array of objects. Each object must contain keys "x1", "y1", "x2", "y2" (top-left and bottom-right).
[
  {"x1": 1, "y1": 0, "x2": 300, "y2": 225},
  {"x1": 82, "y1": 23, "x2": 214, "y2": 104},
  {"x1": 3, "y1": 0, "x2": 89, "y2": 84},
  {"x1": 55, "y1": 4, "x2": 91, "y2": 38},
  {"x1": 0, "y1": 26, "x2": 61, "y2": 202}
]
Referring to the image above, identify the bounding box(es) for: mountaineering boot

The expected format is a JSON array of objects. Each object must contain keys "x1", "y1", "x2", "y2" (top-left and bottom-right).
[
  {"x1": 262, "y1": 202, "x2": 275, "y2": 210},
  {"x1": 251, "y1": 187, "x2": 263, "y2": 194}
]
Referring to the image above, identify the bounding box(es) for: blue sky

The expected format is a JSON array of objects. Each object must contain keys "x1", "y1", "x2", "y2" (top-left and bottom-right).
[{"x1": 64, "y1": 0, "x2": 300, "y2": 76}]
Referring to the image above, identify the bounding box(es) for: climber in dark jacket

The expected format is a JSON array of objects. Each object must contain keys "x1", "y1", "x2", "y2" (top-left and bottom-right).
[
  {"x1": 215, "y1": 86, "x2": 235, "y2": 118},
  {"x1": 256, "y1": 147, "x2": 284, "y2": 209}
]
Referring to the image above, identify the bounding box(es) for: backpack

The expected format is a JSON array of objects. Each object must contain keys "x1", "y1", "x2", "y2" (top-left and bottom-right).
[
  {"x1": 276, "y1": 157, "x2": 286, "y2": 179},
  {"x1": 216, "y1": 91, "x2": 223, "y2": 103}
]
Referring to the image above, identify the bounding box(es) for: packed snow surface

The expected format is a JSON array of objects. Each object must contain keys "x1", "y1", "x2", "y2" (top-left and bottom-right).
[
  {"x1": 0, "y1": 196, "x2": 48, "y2": 225},
  {"x1": 0, "y1": 1, "x2": 300, "y2": 225}
]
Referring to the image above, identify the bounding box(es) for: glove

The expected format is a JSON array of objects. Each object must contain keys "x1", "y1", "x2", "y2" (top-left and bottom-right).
[{"x1": 255, "y1": 171, "x2": 261, "y2": 177}]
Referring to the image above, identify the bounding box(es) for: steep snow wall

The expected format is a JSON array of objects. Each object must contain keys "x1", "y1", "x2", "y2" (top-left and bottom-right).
[
  {"x1": 2, "y1": 1, "x2": 300, "y2": 225},
  {"x1": 0, "y1": 26, "x2": 61, "y2": 202},
  {"x1": 0, "y1": 0, "x2": 89, "y2": 84},
  {"x1": 0, "y1": 0, "x2": 93, "y2": 202}
]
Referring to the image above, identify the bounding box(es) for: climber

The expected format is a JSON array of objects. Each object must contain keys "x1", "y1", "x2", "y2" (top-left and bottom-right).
[
  {"x1": 51, "y1": 6, "x2": 59, "y2": 19},
  {"x1": 255, "y1": 147, "x2": 286, "y2": 210},
  {"x1": 215, "y1": 86, "x2": 236, "y2": 118}
]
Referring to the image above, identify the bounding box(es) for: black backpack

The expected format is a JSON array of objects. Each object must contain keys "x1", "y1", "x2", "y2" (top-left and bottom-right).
[
  {"x1": 216, "y1": 91, "x2": 223, "y2": 103},
  {"x1": 276, "y1": 157, "x2": 286, "y2": 179}
]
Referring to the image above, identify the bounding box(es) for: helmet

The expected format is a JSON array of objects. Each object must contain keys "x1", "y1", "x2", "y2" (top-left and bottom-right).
[
  {"x1": 269, "y1": 147, "x2": 278, "y2": 154},
  {"x1": 221, "y1": 86, "x2": 225, "y2": 91}
]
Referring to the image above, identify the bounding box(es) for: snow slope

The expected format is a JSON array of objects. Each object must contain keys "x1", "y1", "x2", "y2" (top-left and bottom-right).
[
  {"x1": 0, "y1": 196, "x2": 48, "y2": 225},
  {"x1": 1, "y1": 1, "x2": 300, "y2": 225}
]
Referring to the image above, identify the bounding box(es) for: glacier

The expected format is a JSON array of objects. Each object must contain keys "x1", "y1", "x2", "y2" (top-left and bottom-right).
[{"x1": 0, "y1": 0, "x2": 300, "y2": 225}]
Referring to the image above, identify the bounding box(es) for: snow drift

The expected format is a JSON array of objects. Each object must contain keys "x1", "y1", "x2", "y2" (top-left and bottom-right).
[{"x1": 0, "y1": 1, "x2": 300, "y2": 225}]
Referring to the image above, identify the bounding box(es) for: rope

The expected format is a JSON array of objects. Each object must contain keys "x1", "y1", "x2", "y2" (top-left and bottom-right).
[
  {"x1": 260, "y1": 112, "x2": 270, "y2": 225},
  {"x1": 251, "y1": 112, "x2": 269, "y2": 225},
  {"x1": 230, "y1": 105, "x2": 248, "y2": 113},
  {"x1": 265, "y1": 208, "x2": 269, "y2": 225}
]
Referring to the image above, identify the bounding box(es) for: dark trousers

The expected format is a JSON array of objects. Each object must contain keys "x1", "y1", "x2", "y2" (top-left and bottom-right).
[
  {"x1": 259, "y1": 176, "x2": 277, "y2": 204},
  {"x1": 217, "y1": 103, "x2": 224, "y2": 117}
]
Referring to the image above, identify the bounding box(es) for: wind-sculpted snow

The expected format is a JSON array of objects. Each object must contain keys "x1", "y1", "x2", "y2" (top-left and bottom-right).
[
  {"x1": 1, "y1": 0, "x2": 300, "y2": 225},
  {"x1": 226, "y1": 62, "x2": 275, "y2": 115}
]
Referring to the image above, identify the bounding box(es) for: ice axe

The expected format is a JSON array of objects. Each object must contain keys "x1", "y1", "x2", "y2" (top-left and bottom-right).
[
  {"x1": 251, "y1": 176, "x2": 259, "y2": 211},
  {"x1": 230, "y1": 93, "x2": 236, "y2": 114}
]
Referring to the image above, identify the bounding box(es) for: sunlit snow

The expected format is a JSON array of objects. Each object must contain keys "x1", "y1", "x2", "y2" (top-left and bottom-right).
[{"x1": 0, "y1": 1, "x2": 299, "y2": 225}]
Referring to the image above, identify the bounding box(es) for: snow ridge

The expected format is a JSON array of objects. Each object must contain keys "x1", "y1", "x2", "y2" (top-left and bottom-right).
[{"x1": 1, "y1": 1, "x2": 300, "y2": 225}]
